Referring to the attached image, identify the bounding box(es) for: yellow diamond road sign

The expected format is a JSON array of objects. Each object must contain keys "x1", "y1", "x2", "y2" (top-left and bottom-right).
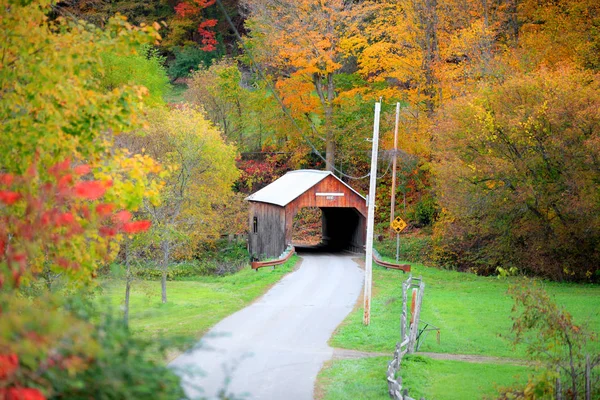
[{"x1": 391, "y1": 216, "x2": 407, "y2": 233}]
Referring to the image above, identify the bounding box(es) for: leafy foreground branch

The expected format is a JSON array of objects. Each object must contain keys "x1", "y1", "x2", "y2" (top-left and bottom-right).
[{"x1": 500, "y1": 282, "x2": 600, "y2": 399}]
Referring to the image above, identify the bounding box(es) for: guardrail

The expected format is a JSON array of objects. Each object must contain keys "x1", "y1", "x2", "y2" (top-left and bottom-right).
[
  {"x1": 251, "y1": 246, "x2": 296, "y2": 270},
  {"x1": 373, "y1": 249, "x2": 411, "y2": 273}
]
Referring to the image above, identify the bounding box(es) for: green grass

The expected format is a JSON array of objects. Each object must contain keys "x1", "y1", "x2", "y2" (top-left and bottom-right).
[
  {"x1": 319, "y1": 258, "x2": 600, "y2": 399},
  {"x1": 330, "y1": 261, "x2": 600, "y2": 358},
  {"x1": 163, "y1": 82, "x2": 188, "y2": 103},
  {"x1": 99, "y1": 255, "x2": 299, "y2": 341},
  {"x1": 317, "y1": 356, "x2": 530, "y2": 400}
]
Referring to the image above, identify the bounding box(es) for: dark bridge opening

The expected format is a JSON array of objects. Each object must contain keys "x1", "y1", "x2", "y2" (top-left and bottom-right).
[{"x1": 294, "y1": 207, "x2": 365, "y2": 254}]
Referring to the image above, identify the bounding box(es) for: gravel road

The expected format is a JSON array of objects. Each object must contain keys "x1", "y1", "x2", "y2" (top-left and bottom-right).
[{"x1": 170, "y1": 253, "x2": 364, "y2": 400}]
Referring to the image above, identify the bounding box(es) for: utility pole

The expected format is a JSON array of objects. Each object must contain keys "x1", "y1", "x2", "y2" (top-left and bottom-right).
[
  {"x1": 363, "y1": 100, "x2": 381, "y2": 326},
  {"x1": 390, "y1": 102, "x2": 400, "y2": 233}
]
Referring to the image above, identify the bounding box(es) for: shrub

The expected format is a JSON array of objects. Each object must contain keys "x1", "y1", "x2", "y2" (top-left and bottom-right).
[
  {"x1": 375, "y1": 235, "x2": 433, "y2": 264},
  {"x1": 168, "y1": 45, "x2": 222, "y2": 81}
]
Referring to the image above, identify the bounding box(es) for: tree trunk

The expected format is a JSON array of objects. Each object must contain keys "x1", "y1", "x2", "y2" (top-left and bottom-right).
[
  {"x1": 124, "y1": 239, "x2": 131, "y2": 325},
  {"x1": 161, "y1": 240, "x2": 170, "y2": 304},
  {"x1": 313, "y1": 72, "x2": 336, "y2": 172},
  {"x1": 325, "y1": 73, "x2": 335, "y2": 172},
  {"x1": 413, "y1": 0, "x2": 439, "y2": 114}
]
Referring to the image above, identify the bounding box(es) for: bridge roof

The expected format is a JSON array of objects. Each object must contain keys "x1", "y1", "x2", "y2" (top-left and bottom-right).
[{"x1": 245, "y1": 169, "x2": 365, "y2": 207}]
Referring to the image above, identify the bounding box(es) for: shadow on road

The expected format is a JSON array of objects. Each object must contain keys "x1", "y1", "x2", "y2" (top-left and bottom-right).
[{"x1": 294, "y1": 243, "x2": 364, "y2": 255}]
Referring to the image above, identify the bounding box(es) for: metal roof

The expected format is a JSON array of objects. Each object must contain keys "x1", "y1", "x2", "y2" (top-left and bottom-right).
[{"x1": 245, "y1": 169, "x2": 365, "y2": 207}]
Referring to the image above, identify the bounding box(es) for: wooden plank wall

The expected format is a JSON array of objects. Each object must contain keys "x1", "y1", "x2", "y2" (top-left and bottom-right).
[{"x1": 248, "y1": 202, "x2": 286, "y2": 259}]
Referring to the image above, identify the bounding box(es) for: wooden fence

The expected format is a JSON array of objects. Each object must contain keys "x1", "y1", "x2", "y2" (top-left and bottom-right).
[{"x1": 387, "y1": 275, "x2": 425, "y2": 400}]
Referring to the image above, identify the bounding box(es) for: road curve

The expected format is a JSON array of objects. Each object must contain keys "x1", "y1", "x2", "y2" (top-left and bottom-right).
[{"x1": 170, "y1": 253, "x2": 364, "y2": 400}]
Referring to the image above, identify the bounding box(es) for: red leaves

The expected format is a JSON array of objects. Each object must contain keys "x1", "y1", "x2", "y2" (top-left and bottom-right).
[
  {"x1": 2, "y1": 159, "x2": 151, "y2": 291},
  {"x1": 174, "y1": 0, "x2": 217, "y2": 51},
  {"x1": 48, "y1": 159, "x2": 70, "y2": 178},
  {"x1": 73, "y1": 165, "x2": 91, "y2": 175},
  {"x1": 0, "y1": 353, "x2": 19, "y2": 379},
  {"x1": 0, "y1": 356, "x2": 43, "y2": 400},
  {"x1": 57, "y1": 212, "x2": 74, "y2": 226},
  {"x1": 95, "y1": 203, "x2": 114, "y2": 216},
  {"x1": 174, "y1": 2, "x2": 197, "y2": 17},
  {"x1": 113, "y1": 210, "x2": 131, "y2": 224},
  {"x1": 73, "y1": 181, "x2": 106, "y2": 200},
  {"x1": 99, "y1": 226, "x2": 117, "y2": 237},
  {"x1": 198, "y1": 19, "x2": 218, "y2": 51},
  {"x1": 0, "y1": 191, "x2": 21, "y2": 205},
  {"x1": 0, "y1": 174, "x2": 14, "y2": 187},
  {"x1": 122, "y1": 220, "x2": 151, "y2": 234},
  {"x1": 198, "y1": 19, "x2": 217, "y2": 29},
  {"x1": 175, "y1": 0, "x2": 215, "y2": 17},
  {"x1": 57, "y1": 174, "x2": 73, "y2": 189},
  {"x1": 0, "y1": 388, "x2": 46, "y2": 400}
]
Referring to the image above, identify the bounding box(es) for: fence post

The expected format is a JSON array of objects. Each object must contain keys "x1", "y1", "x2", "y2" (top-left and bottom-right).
[{"x1": 407, "y1": 280, "x2": 424, "y2": 354}]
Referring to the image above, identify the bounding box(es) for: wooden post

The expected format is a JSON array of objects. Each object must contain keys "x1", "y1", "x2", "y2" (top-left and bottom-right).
[
  {"x1": 396, "y1": 232, "x2": 400, "y2": 262},
  {"x1": 363, "y1": 101, "x2": 381, "y2": 326},
  {"x1": 410, "y1": 288, "x2": 417, "y2": 324},
  {"x1": 408, "y1": 280, "x2": 425, "y2": 354},
  {"x1": 390, "y1": 102, "x2": 400, "y2": 233}
]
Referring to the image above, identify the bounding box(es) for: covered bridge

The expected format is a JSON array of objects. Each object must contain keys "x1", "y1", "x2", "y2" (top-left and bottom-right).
[{"x1": 246, "y1": 170, "x2": 367, "y2": 260}]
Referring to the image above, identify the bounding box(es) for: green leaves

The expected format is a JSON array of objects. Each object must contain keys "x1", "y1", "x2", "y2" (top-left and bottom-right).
[{"x1": 0, "y1": 1, "x2": 159, "y2": 173}]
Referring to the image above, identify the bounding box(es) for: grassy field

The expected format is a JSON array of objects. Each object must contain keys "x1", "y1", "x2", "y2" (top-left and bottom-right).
[
  {"x1": 317, "y1": 259, "x2": 600, "y2": 399},
  {"x1": 318, "y1": 356, "x2": 530, "y2": 400},
  {"x1": 330, "y1": 261, "x2": 600, "y2": 358},
  {"x1": 164, "y1": 82, "x2": 188, "y2": 104},
  {"x1": 99, "y1": 255, "x2": 299, "y2": 342}
]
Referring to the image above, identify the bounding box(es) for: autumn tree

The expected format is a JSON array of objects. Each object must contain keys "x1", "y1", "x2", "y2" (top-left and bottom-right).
[
  {"x1": 119, "y1": 107, "x2": 239, "y2": 303},
  {"x1": 186, "y1": 59, "x2": 281, "y2": 152},
  {"x1": 0, "y1": 0, "x2": 161, "y2": 174},
  {"x1": 241, "y1": 0, "x2": 354, "y2": 171},
  {"x1": 433, "y1": 65, "x2": 600, "y2": 281},
  {"x1": 0, "y1": 2, "x2": 188, "y2": 397}
]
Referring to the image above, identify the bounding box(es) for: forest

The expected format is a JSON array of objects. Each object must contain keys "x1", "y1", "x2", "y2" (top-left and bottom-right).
[{"x1": 0, "y1": 0, "x2": 599, "y2": 398}]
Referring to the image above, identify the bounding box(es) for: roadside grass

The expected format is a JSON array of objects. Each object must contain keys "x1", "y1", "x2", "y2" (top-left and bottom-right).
[
  {"x1": 164, "y1": 82, "x2": 188, "y2": 103},
  {"x1": 99, "y1": 255, "x2": 298, "y2": 342},
  {"x1": 330, "y1": 261, "x2": 600, "y2": 358},
  {"x1": 317, "y1": 356, "x2": 530, "y2": 400}
]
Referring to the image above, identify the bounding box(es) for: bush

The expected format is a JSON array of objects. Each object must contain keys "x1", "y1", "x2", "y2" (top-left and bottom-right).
[
  {"x1": 410, "y1": 196, "x2": 439, "y2": 227},
  {"x1": 168, "y1": 45, "x2": 222, "y2": 81},
  {"x1": 375, "y1": 235, "x2": 433, "y2": 264},
  {"x1": 133, "y1": 239, "x2": 250, "y2": 279},
  {"x1": 48, "y1": 298, "x2": 189, "y2": 399}
]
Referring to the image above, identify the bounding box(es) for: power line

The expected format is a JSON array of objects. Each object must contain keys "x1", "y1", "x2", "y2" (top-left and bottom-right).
[{"x1": 214, "y1": 0, "x2": 388, "y2": 181}]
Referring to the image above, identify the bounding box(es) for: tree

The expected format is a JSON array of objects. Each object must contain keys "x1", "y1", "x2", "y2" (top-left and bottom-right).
[
  {"x1": 503, "y1": 281, "x2": 600, "y2": 399},
  {"x1": 119, "y1": 107, "x2": 239, "y2": 303},
  {"x1": 0, "y1": 2, "x2": 187, "y2": 397},
  {"x1": 0, "y1": 0, "x2": 161, "y2": 174},
  {"x1": 433, "y1": 65, "x2": 600, "y2": 281},
  {"x1": 242, "y1": 0, "x2": 350, "y2": 171}
]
